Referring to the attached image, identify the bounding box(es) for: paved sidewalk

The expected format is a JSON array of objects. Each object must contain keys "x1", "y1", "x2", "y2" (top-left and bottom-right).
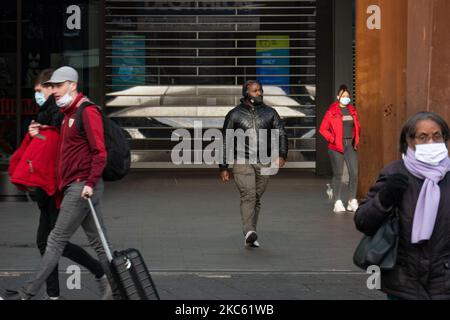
[{"x1": 0, "y1": 170, "x2": 384, "y2": 300}]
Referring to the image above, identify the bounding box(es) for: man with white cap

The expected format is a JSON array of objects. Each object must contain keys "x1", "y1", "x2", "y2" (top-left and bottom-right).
[{"x1": 2, "y1": 66, "x2": 119, "y2": 300}]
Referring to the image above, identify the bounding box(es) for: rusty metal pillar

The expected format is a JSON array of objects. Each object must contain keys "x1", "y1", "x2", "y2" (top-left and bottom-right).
[
  {"x1": 407, "y1": 0, "x2": 450, "y2": 120},
  {"x1": 406, "y1": 0, "x2": 450, "y2": 170},
  {"x1": 427, "y1": 0, "x2": 450, "y2": 121},
  {"x1": 406, "y1": 0, "x2": 434, "y2": 116},
  {"x1": 355, "y1": 0, "x2": 407, "y2": 197},
  {"x1": 356, "y1": 0, "x2": 450, "y2": 197}
]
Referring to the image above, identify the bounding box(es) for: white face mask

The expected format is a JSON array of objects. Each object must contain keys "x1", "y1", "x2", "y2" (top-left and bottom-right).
[
  {"x1": 56, "y1": 85, "x2": 74, "y2": 108},
  {"x1": 414, "y1": 143, "x2": 448, "y2": 166},
  {"x1": 339, "y1": 97, "x2": 351, "y2": 106}
]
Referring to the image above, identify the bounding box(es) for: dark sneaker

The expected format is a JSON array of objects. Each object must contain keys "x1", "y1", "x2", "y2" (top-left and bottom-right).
[
  {"x1": 246, "y1": 240, "x2": 259, "y2": 248},
  {"x1": 42, "y1": 293, "x2": 65, "y2": 300},
  {"x1": 245, "y1": 231, "x2": 258, "y2": 247}
]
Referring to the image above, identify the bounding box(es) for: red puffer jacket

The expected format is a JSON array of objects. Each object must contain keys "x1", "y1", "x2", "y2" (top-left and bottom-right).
[
  {"x1": 319, "y1": 102, "x2": 361, "y2": 153},
  {"x1": 9, "y1": 127, "x2": 59, "y2": 196}
]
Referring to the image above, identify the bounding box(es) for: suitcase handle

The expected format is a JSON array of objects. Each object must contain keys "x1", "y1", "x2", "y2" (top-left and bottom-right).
[{"x1": 87, "y1": 198, "x2": 113, "y2": 262}]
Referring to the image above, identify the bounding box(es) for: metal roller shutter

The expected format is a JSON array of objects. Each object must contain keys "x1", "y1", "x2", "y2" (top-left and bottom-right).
[{"x1": 104, "y1": 0, "x2": 317, "y2": 168}]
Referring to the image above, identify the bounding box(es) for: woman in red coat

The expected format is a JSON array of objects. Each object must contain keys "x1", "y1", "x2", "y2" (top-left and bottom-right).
[{"x1": 319, "y1": 85, "x2": 361, "y2": 213}]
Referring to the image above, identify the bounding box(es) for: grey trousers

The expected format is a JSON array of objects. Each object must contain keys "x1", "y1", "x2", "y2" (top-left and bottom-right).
[
  {"x1": 233, "y1": 164, "x2": 270, "y2": 235},
  {"x1": 22, "y1": 180, "x2": 117, "y2": 297},
  {"x1": 328, "y1": 138, "x2": 358, "y2": 201}
]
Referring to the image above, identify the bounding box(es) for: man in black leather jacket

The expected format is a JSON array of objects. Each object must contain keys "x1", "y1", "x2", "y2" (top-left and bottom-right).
[{"x1": 219, "y1": 80, "x2": 288, "y2": 248}]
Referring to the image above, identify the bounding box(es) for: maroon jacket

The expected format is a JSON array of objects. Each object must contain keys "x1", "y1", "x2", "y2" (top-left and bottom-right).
[
  {"x1": 57, "y1": 93, "x2": 107, "y2": 190},
  {"x1": 319, "y1": 102, "x2": 361, "y2": 153}
]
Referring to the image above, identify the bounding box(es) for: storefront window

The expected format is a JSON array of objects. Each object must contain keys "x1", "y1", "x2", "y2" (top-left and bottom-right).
[
  {"x1": 0, "y1": 0, "x2": 100, "y2": 169},
  {"x1": 21, "y1": 0, "x2": 101, "y2": 129},
  {"x1": 0, "y1": 3, "x2": 17, "y2": 169}
]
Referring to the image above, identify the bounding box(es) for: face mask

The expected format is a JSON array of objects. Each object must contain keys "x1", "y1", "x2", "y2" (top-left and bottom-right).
[
  {"x1": 414, "y1": 143, "x2": 448, "y2": 166},
  {"x1": 249, "y1": 95, "x2": 263, "y2": 106},
  {"x1": 339, "y1": 97, "x2": 351, "y2": 106},
  {"x1": 56, "y1": 85, "x2": 74, "y2": 108},
  {"x1": 34, "y1": 92, "x2": 46, "y2": 107}
]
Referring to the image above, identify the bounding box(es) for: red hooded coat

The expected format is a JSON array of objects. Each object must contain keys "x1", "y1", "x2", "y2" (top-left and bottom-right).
[{"x1": 9, "y1": 127, "x2": 59, "y2": 196}]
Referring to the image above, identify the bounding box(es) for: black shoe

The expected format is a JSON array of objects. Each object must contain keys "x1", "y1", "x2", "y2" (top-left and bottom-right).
[
  {"x1": 249, "y1": 240, "x2": 260, "y2": 248},
  {"x1": 42, "y1": 293, "x2": 65, "y2": 300},
  {"x1": 245, "y1": 231, "x2": 258, "y2": 247}
]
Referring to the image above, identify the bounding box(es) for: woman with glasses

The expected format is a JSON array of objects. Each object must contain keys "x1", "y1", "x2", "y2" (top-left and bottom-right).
[
  {"x1": 354, "y1": 111, "x2": 450, "y2": 300},
  {"x1": 319, "y1": 84, "x2": 361, "y2": 213}
]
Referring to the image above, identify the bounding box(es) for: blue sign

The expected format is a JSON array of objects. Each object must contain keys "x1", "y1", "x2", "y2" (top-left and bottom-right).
[
  {"x1": 112, "y1": 35, "x2": 146, "y2": 90},
  {"x1": 256, "y1": 35, "x2": 290, "y2": 94}
]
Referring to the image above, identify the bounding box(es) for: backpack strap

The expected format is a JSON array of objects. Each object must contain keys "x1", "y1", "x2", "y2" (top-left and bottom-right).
[{"x1": 75, "y1": 99, "x2": 102, "y2": 138}]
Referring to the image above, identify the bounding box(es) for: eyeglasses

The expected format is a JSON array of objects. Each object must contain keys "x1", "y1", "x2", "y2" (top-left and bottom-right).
[{"x1": 414, "y1": 133, "x2": 444, "y2": 144}]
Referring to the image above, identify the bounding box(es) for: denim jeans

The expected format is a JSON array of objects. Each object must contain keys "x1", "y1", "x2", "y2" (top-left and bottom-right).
[
  {"x1": 22, "y1": 180, "x2": 119, "y2": 298},
  {"x1": 34, "y1": 188, "x2": 105, "y2": 297},
  {"x1": 328, "y1": 138, "x2": 358, "y2": 201}
]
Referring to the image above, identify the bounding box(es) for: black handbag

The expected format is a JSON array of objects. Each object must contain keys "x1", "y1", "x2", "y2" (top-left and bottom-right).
[{"x1": 353, "y1": 208, "x2": 399, "y2": 270}]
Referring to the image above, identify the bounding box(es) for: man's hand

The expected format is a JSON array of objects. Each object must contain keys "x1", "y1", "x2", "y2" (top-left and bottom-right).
[
  {"x1": 276, "y1": 157, "x2": 286, "y2": 168},
  {"x1": 81, "y1": 185, "x2": 93, "y2": 199},
  {"x1": 28, "y1": 121, "x2": 42, "y2": 138},
  {"x1": 220, "y1": 170, "x2": 230, "y2": 182}
]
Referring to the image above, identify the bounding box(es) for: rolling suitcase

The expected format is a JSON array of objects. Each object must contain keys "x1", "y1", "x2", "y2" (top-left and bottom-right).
[{"x1": 87, "y1": 198, "x2": 160, "y2": 300}]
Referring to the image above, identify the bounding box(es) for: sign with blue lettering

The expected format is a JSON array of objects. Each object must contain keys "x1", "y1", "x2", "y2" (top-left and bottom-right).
[{"x1": 256, "y1": 35, "x2": 290, "y2": 94}]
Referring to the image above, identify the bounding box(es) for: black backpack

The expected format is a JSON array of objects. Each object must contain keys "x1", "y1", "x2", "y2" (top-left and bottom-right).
[{"x1": 75, "y1": 101, "x2": 131, "y2": 181}]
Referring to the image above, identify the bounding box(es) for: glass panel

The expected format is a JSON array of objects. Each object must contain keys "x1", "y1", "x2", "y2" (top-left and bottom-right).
[
  {"x1": 0, "y1": 3, "x2": 17, "y2": 169},
  {"x1": 0, "y1": 0, "x2": 100, "y2": 175},
  {"x1": 20, "y1": 0, "x2": 101, "y2": 136}
]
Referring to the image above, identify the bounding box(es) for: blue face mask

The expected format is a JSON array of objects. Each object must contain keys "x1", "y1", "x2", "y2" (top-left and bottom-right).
[
  {"x1": 35, "y1": 92, "x2": 46, "y2": 107},
  {"x1": 339, "y1": 97, "x2": 351, "y2": 106}
]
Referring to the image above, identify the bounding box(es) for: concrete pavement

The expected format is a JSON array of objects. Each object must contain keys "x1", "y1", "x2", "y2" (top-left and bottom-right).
[{"x1": 0, "y1": 170, "x2": 384, "y2": 300}]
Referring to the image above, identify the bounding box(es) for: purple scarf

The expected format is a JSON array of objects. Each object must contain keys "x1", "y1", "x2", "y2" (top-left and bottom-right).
[{"x1": 404, "y1": 148, "x2": 450, "y2": 244}]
